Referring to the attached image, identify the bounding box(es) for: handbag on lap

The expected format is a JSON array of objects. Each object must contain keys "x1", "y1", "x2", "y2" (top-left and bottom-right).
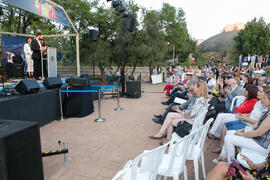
[{"x1": 175, "y1": 121, "x2": 192, "y2": 138}]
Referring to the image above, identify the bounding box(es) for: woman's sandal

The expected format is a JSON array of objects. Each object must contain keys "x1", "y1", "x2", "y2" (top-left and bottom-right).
[
  {"x1": 212, "y1": 158, "x2": 222, "y2": 164},
  {"x1": 211, "y1": 147, "x2": 222, "y2": 153},
  {"x1": 149, "y1": 136, "x2": 163, "y2": 140},
  {"x1": 207, "y1": 133, "x2": 215, "y2": 139}
]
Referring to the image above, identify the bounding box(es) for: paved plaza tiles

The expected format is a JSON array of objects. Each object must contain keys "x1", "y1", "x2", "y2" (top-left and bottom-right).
[{"x1": 40, "y1": 82, "x2": 219, "y2": 180}]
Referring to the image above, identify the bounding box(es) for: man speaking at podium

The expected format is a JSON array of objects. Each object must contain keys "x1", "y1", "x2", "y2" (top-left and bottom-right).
[{"x1": 31, "y1": 32, "x2": 46, "y2": 80}]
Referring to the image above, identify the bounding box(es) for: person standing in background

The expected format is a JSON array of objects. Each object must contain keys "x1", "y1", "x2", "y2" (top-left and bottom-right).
[
  {"x1": 210, "y1": 56, "x2": 214, "y2": 67},
  {"x1": 106, "y1": 66, "x2": 113, "y2": 85},
  {"x1": 176, "y1": 64, "x2": 182, "y2": 82},
  {"x1": 246, "y1": 54, "x2": 251, "y2": 65},
  {"x1": 166, "y1": 64, "x2": 173, "y2": 84},
  {"x1": 192, "y1": 56, "x2": 195, "y2": 64},
  {"x1": 24, "y1": 37, "x2": 33, "y2": 78},
  {"x1": 40, "y1": 39, "x2": 47, "y2": 77},
  {"x1": 238, "y1": 54, "x2": 242, "y2": 67},
  {"x1": 250, "y1": 54, "x2": 256, "y2": 69},
  {"x1": 157, "y1": 65, "x2": 162, "y2": 74}
]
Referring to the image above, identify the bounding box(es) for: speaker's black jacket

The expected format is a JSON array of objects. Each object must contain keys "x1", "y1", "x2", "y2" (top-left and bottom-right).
[{"x1": 31, "y1": 39, "x2": 41, "y2": 60}]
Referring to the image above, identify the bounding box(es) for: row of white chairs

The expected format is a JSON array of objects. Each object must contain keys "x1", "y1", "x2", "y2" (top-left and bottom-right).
[{"x1": 112, "y1": 109, "x2": 213, "y2": 180}]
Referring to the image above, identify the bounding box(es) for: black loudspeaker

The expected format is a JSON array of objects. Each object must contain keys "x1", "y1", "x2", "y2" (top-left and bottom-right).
[
  {"x1": 125, "y1": 16, "x2": 135, "y2": 32},
  {"x1": 0, "y1": 119, "x2": 44, "y2": 180},
  {"x1": 126, "y1": 80, "x2": 141, "y2": 98},
  {"x1": 15, "y1": 80, "x2": 40, "y2": 94},
  {"x1": 13, "y1": 55, "x2": 23, "y2": 64},
  {"x1": 67, "y1": 77, "x2": 90, "y2": 87},
  {"x1": 80, "y1": 74, "x2": 91, "y2": 79},
  {"x1": 14, "y1": 64, "x2": 24, "y2": 77},
  {"x1": 43, "y1": 77, "x2": 62, "y2": 89},
  {"x1": 89, "y1": 29, "x2": 98, "y2": 41}
]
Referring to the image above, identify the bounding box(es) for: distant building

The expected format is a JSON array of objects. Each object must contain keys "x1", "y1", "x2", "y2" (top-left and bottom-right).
[
  {"x1": 222, "y1": 22, "x2": 245, "y2": 32},
  {"x1": 196, "y1": 39, "x2": 205, "y2": 45}
]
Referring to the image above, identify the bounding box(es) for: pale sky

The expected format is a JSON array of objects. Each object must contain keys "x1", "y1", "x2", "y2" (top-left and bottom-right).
[{"x1": 132, "y1": 0, "x2": 270, "y2": 40}]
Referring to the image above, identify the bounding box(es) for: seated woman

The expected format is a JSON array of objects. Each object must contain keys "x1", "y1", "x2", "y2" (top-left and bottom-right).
[
  {"x1": 149, "y1": 81, "x2": 208, "y2": 140},
  {"x1": 211, "y1": 86, "x2": 268, "y2": 155},
  {"x1": 215, "y1": 89, "x2": 270, "y2": 162},
  {"x1": 206, "y1": 153, "x2": 270, "y2": 180},
  {"x1": 208, "y1": 85, "x2": 258, "y2": 139}
]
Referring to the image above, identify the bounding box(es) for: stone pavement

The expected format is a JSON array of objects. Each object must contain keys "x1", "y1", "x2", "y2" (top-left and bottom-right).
[{"x1": 40, "y1": 82, "x2": 219, "y2": 180}]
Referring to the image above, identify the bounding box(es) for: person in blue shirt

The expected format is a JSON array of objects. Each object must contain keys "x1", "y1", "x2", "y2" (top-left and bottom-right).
[{"x1": 238, "y1": 54, "x2": 242, "y2": 67}]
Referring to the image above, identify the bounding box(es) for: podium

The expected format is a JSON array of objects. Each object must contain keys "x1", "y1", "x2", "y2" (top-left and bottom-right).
[
  {"x1": 47, "y1": 47, "x2": 57, "y2": 77},
  {"x1": 42, "y1": 47, "x2": 57, "y2": 79}
]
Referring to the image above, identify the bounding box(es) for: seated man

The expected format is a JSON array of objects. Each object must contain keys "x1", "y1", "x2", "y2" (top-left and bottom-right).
[{"x1": 153, "y1": 82, "x2": 197, "y2": 124}]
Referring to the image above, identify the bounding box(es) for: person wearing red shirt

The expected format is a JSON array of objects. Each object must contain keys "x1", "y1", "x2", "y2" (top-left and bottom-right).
[
  {"x1": 208, "y1": 85, "x2": 258, "y2": 139},
  {"x1": 162, "y1": 74, "x2": 189, "y2": 95}
]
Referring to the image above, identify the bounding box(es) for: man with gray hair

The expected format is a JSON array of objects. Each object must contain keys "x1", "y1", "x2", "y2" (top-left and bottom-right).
[
  {"x1": 258, "y1": 76, "x2": 267, "y2": 88},
  {"x1": 224, "y1": 78, "x2": 244, "y2": 112}
]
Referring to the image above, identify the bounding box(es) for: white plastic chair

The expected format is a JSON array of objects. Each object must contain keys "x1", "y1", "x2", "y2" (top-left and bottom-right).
[
  {"x1": 112, "y1": 142, "x2": 169, "y2": 180},
  {"x1": 112, "y1": 160, "x2": 132, "y2": 180},
  {"x1": 157, "y1": 130, "x2": 198, "y2": 180},
  {"x1": 230, "y1": 96, "x2": 246, "y2": 112},
  {"x1": 237, "y1": 143, "x2": 270, "y2": 169},
  {"x1": 169, "y1": 118, "x2": 213, "y2": 180},
  {"x1": 186, "y1": 118, "x2": 214, "y2": 180},
  {"x1": 130, "y1": 142, "x2": 169, "y2": 180}
]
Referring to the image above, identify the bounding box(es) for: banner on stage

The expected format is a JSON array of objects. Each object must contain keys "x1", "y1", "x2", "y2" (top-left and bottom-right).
[
  {"x1": 4, "y1": 0, "x2": 72, "y2": 28},
  {"x1": 151, "y1": 74, "x2": 163, "y2": 84},
  {"x1": 1, "y1": 35, "x2": 26, "y2": 60}
]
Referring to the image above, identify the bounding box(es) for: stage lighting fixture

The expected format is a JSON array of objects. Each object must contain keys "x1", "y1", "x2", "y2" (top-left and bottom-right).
[
  {"x1": 112, "y1": 0, "x2": 121, "y2": 8},
  {"x1": 111, "y1": 0, "x2": 126, "y2": 16}
]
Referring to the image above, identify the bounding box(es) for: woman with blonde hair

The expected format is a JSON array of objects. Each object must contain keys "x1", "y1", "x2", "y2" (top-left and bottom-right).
[{"x1": 149, "y1": 81, "x2": 208, "y2": 140}]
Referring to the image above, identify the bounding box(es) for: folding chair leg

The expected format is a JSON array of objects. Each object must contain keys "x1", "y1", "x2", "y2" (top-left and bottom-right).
[
  {"x1": 193, "y1": 159, "x2": 199, "y2": 180},
  {"x1": 201, "y1": 154, "x2": 206, "y2": 179},
  {"x1": 184, "y1": 166, "x2": 188, "y2": 180}
]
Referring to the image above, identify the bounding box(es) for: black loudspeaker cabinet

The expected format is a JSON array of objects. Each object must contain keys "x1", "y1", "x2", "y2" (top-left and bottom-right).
[
  {"x1": 15, "y1": 80, "x2": 40, "y2": 94},
  {"x1": 89, "y1": 29, "x2": 98, "y2": 41},
  {"x1": 43, "y1": 77, "x2": 62, "y2": 89},
  {"x1": 14, "y1": 64, "x2": 24, "y2": 77},
  {"x1": 126, "y1": 80, "x2": 141, "y2": 98},
  {"x1": 80, "y1": 74, "x2": 91, "y2": 79},
  {"x1": 125, "y1": 16, "x2": 135, "y2": 32},
  {"x1": 66, "y1": 77, "x2": 90, "y2": 87},
  {"x1": 0, "y1": 119, "x2": 44, "y2": 180},
  {"x1": 13, "y1": 55, "x2": 23, "y2": 64}
]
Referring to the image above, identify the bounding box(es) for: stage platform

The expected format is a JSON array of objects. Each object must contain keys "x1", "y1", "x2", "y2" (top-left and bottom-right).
[
  {"x1": 0, "y1": 88, "x2": 61, "y2": 126},
  {"x1": 0, "y1": 78, "x2": 95, "y2": 126}
]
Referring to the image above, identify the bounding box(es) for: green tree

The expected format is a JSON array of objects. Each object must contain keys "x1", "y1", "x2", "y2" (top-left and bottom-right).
[
  {"x1": 142, "y1": 9, "x2": 166, "y2": 78},
  {"x1": 234, "y1": 17, "x2": 270, "y2": 55},
  {"x1": 160, "y1": 3, "x2": 197, "y2": 62}
]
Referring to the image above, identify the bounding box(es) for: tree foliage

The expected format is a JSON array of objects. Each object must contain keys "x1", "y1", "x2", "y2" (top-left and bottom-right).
[
  {"x1": 234, "y1": 17, "x2": 270, "y2": 55},
  {"x1": 0, "y1": 0, "x2": 198, "y2": 78}
]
